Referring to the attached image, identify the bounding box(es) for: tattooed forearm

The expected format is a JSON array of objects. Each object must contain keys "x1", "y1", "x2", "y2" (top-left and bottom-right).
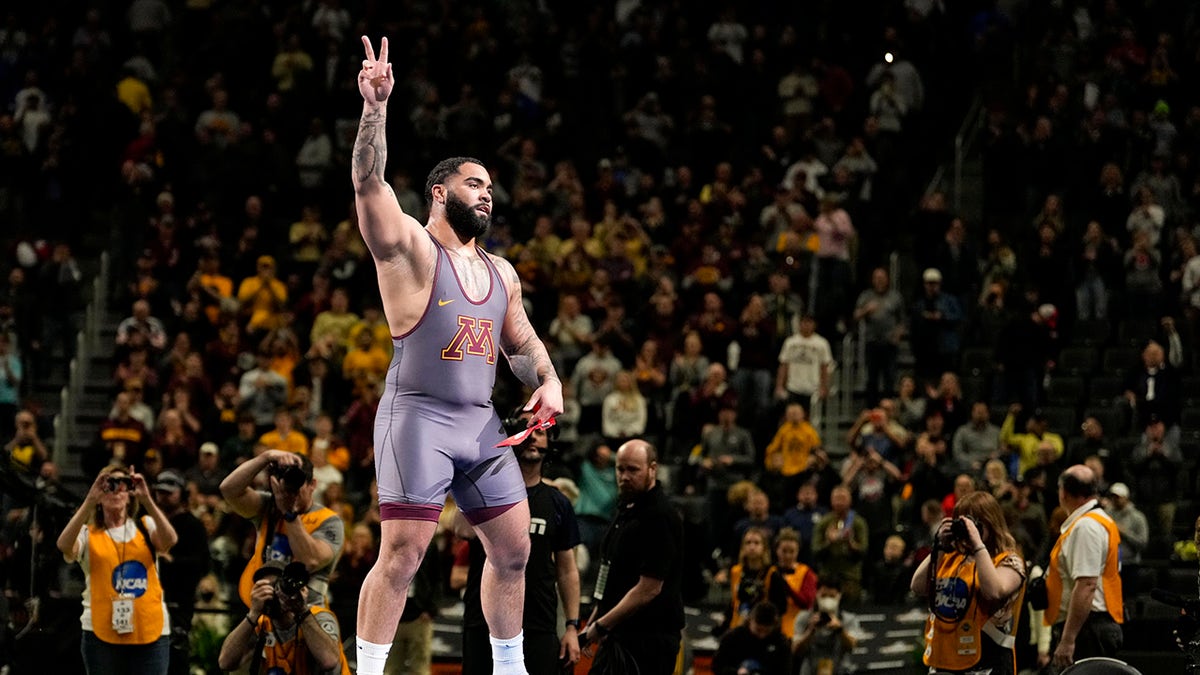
[
  {"x1": 352, "y1": 107, "x2": 388, "y2": 189},
  {"x1": 506, "y1": 327, "x2": 559, "y2": 390}
]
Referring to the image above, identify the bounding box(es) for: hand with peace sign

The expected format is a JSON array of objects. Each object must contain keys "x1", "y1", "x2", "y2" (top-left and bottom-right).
[{"x1": 358, "y1": 35, "x2": 394, "y2": 105}]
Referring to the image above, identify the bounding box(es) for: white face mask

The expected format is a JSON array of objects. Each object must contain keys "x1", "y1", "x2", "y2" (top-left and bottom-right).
[{"x1": 817, "y1": 597, "x2": 839, "y2": 614}]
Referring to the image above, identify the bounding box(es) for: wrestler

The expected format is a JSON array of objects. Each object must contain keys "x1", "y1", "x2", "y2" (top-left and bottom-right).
[{"x1": 350, "y1": 36, "x2": 563, "y2": 675}]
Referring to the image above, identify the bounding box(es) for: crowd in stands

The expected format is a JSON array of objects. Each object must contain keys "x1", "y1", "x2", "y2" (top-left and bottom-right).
[{"x1": 0, "y1": 0, "x2": 1198, "y2": 672}]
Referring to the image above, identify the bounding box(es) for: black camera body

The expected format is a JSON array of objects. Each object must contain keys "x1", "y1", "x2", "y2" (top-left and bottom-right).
[
  {"x1": 940, "y1": 515, "x2": 980, "y2": 552},
  {"x1": 269, "y1": 462, "x2": 308, "y2": 493},
  {"x1": 106, "y1": 476, "x2": 134, "y2": 492},
  {"x1": 264, "y1": 561, "x2": 310, "y2": 618}
]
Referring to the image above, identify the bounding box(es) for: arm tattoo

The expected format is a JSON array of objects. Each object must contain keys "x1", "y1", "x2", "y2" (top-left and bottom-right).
[
  {"x1": 352, "y1": 107, "x2": 388, "y2": 188},
  {"x1": 503, "y1": 263, "x2": 559, "y2": 389}
]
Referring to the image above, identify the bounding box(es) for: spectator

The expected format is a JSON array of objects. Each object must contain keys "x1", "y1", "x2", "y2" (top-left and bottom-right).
[
  {"x1": 1123, "y1": 229, "x2": 1164, "y2": 319},
  {"x1": 774, "y1": 314, "x2": 833, "y2": 419},
  {"x1": 309, "y1": 287, "x2": 358, "y2": 359},
  {"x1": 1123, "y1": 340, "x2": 1182, "y2": 441},
  {"x1": 812, "y1": 486, "x2": 868, "y2": 604},
  {"x1": 791, "y1": 576, "x2": 860, "y2": 675},
  {"x1": 869, "y1": 535, "x2": 911, "y2": 606},
  {"x1": 853, "y1": 267, "x2": 905, "y2": 405},
  {"x1": 923, "y1": 372, "x2": 969, "y2": 438},
  {"x1": 840, "y1": 446, "x2": 902, "y2": 562},
  {"x1": 184, "y1": 442, "x2": 228, "y2": 502},
  {"x1": 1104, "y1": 482, "x2": 1148, "y2": 565},
  {"x1": 781, "y1": 482, "x2": 827, "y2": 566},
  {"x1": 116, "y1": 299, "x2": 169, "y2": 354},
  {"x1": 341, "y1": 328, "x2": 389, "y2": 391},
  {"x1": 729, "y1": 487, "x2": 787, "y2": 552},
  {"x1": 259, "y1": 407, "x2": 310, "y2": 457},
  {"x1": 239, "y1": 352, "x2": 289, "y2": 431},
  {"x1": 1001, "y1": 405, "x2": 1065, "y2": 478},
  {"x1": 1074, "y1": 221, "x2": 1120, "y2": 321},
  {"x1": 1128, "y1": 414, "x2": 1181, "y2": 545},
  {"x1": 570, "y1": 336, "x2": 622, "y2": 436},
  {"x1": 152, "y1": 408, "x2": 197, "y2": 470},
  {"x1": 695, "y1": 404, "x2": 757, "y2": 495},
  {"x1": 847, "y1": 402, "x2": 909, "y2": 466},
  {"x1": 910, "y1": 268, "x2": 963, "y2": 383},
  {"x1": 895, "y1": 374, "x2": 927, "y2": 430},
  {"x1": 236, "y1": 256, "x2": 289, "y2": 336},
  {"x1": 96, "y1": 390, "x2": 150, "y2": 475},
  {"x1": 952, "y1": 401, "x2": 1000, "y2": 472},
  {"x1": 151, "y1": 469, "x2": 209, "y2": 675},
  {"x1": 600, "y1": 370, "x2": 647, "y2": 447},
  {"x1": 996, "y1": 304, "x2": 1058, "y2": 409},
  {"x1": 0, "y1": 333, "x2": 19, "y2": 438},
  {"x1": 3, "y1": 409, "x2": 47, "y2": 479},
  {"x1": 763, "y1": 403, "x2": 822, "y2": 506}
]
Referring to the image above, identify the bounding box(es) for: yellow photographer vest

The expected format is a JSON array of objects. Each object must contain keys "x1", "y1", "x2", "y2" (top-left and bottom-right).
[
  {"x1": 239, "y1": 506, "x2": 337, "y2": 608},
  {"x1": 87, "y1": 519, "x2": 166, "y2": 645},
  {"x1": 255, "y1": 607, "x2": 352, "y2": 675},
  {"x1": 923, "y1": 551, "x2": 1024, "y2": 672},
  {"x1": 1043, "y1": 510, "x2": 1123, "y2": 626}
]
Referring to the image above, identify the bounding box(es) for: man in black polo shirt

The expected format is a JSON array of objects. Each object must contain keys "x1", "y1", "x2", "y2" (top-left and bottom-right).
[
  {"x1": 460, "y1": 409, "x2": 582, "y2": 673},
  {"x1": 582, "y1": 439, "x2": 684, "y2": 674}
]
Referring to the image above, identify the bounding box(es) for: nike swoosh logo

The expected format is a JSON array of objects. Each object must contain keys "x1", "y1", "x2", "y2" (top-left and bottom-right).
[{"x1": 438, "y1": 298, "x2": 454, "y2": 307}]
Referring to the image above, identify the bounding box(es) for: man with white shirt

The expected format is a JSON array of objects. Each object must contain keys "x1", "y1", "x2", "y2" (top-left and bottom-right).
[
  {"x1": 775, "y1": 314, "x2": 832, "y2": 419},
  {"x1": 1042, "y1": 465, "x2": 1123, "y2": 670}
]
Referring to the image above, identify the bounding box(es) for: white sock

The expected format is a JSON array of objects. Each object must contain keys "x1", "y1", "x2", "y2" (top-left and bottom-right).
[
  {"x1": 490, "y1": 631, "x2": 527, "y2": 674},
  {"x1": 356, "y1": 637, "x2": 392, "y2": 675}
]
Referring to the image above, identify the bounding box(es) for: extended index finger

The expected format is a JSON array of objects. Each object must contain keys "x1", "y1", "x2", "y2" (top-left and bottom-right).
[
  {"x1": 378, "y1": 36, "x2": 389, "y2": 64},
  {"x1": 361, "y1": 35, "x2": 376, "y2": 62}
]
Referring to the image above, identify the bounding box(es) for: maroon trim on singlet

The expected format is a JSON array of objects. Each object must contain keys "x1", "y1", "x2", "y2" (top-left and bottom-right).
[
  {"x1": 460, "y1": 500, "x2": 520, "y2": 526},
  {"x1": 380, "y1": 502, "x2": 443, "y2": 522},
  {"x1": 392, "y1": 233, "x2": 442, "y2": 340}
]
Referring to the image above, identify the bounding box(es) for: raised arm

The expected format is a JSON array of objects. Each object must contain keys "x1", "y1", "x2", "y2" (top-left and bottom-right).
[
  {"x1": 495, "y1": 255, "x2": 563, "y2": 427},
  {"x1": 353, "y1": 35, "x2": 427, "y2": 265}
]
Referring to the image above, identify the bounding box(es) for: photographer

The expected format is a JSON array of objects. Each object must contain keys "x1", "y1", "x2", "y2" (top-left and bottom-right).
[
  {"x1": 911, "y1": 491, "x2": 1026, "y2": 674},
  {"x1": 712, "y1": 602, "x2": 792, "y2": 675},
  {"x1": 55, "y1": 466, "x2": 178, "y2": 674},
  {"x1": 220, "y1": 450, "x2": 344, "y2": 610},
  {"x1": 218, "y1": 559, "x2": 349, "y2": 674}
]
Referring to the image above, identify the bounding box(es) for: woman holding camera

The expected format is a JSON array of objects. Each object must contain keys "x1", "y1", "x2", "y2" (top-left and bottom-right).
[
  {"x1": 56, "y1": 465, "x2": 178, "y2": 674},
  {"x1": 911, "y1": 491, "x2": 1026, "y2": 675}
]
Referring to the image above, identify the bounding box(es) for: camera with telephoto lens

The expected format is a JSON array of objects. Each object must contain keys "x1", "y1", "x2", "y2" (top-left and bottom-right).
[
  {"x1": 263, "y1": 561, "x2": 310, "y2": 618},
  {"x1": 269, "y1": 462, "x2": 308, "y2": 493},
  {"x1": 940, "y1": 515, "x2": 981, "y2": 552},
  {"x1": 106, "y1": 476, "x2": 134, "y2": 492}
]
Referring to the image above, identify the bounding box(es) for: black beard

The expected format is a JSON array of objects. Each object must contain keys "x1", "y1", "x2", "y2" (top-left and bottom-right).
[{"x1": 445, "y1": 192, "x2": 490, "y2": 241}]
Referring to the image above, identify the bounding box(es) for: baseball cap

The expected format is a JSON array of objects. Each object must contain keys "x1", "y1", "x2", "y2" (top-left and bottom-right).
[
  {"x1": 153, "y1": 469, "x2": 186, "y2": 493},
  {"x1": 257, "y1": 255, "x2": 276, "y2": 268},
  {"x1": 922, "y1": 268, "x2": 942, "y2": 283},
  {"x1": 200, "y1": 442, "x2": 219, "y2": 456},
  {"x1": 1109, "y1": 482, "x2": 1130, "y2": 499},
  {"x1": 252, "y1": 558, "x2": 287, "y2": 582}
]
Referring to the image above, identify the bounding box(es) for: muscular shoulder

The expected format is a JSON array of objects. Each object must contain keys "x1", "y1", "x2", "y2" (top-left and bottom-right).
[{"x1": 485, "y1": 252, "x2": 520, "y2": 291}]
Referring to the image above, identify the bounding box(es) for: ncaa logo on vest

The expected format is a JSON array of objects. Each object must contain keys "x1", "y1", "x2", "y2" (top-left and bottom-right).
[{"x1": 111, "y1": 561, "x2": 151, "y2": 597}]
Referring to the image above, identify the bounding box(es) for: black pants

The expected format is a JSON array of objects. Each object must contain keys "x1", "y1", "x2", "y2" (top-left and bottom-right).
[
  {"x1": 590, "y1": 632, "x2": 679, "y2": 675},
  {"x1": 1052, "y1": 611, "x2": 1123, "y2": 662},
  {"x1": 462, "y1": 626, "x2": 563, "y2": 675}
]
